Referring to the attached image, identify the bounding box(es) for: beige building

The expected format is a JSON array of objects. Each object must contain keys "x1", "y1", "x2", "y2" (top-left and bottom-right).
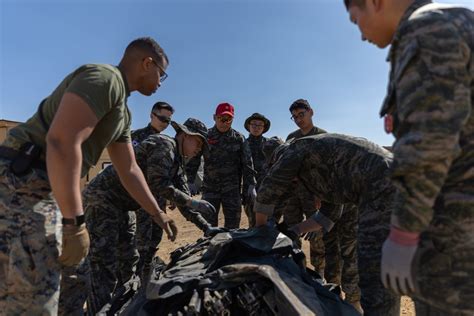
[{"x1": 0, "y1": 119, "x2": 111, "y2": 189}]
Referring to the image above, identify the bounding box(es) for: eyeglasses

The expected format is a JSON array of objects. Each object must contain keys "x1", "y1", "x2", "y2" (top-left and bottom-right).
[
  {"x1": 217, "y1": 116, "x2": 233, "y2": 123},
  {"x1": 250, "y1": 123, "x2": 264, "y2": 129},
  {"x1": 150, "y1": 58, "x2": 168, "y2": 83},
  {"x1": 152, "y1": 112, "x2": 171, "y2": 124},
  {"x1": 290, "y1": 111, "x2": 307, "y2": 121}
]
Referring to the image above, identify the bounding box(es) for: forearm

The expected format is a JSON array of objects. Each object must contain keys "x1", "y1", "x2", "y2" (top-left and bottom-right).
[
  {"x1": 46, "y1": 141, "x2": 83, "y2": 218},
  {"x1": 177, "y1": 206, "x2": 210, "y2": 232}
]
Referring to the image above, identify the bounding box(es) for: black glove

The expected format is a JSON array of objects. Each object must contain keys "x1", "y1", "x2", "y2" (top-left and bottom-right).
[
  {"x1": 204, "y1": 226, "x2": 229, "y2": 237},
  {"x1": 302, "y1": 231, "x2": 319, "y2": 241},
  {"x1": 276, "y1": 222, "x2": 299, "y2": 242},
  {"x1": 190, "y1": 199, "x2": 217, "y2": 219}
]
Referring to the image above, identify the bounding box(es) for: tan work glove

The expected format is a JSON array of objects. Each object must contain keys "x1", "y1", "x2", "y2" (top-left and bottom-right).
[
  {"x1": 59, "y1": 223, "x2": 90, "y2": 266},
  {"x1": 152, "y1": 212, "x2": 178, "y2": 241}
]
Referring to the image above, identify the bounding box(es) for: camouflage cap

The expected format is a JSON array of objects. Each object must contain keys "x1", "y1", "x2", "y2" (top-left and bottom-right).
[
  {"x1": 262, "y1": 136, "x2": 284, "y2": 160},
  {"x1": 244, "y1": 113, "x2": 271, "y2": 134},
  {"x1": 171, "y1": 118, "x2": 208, "y2": 147}
]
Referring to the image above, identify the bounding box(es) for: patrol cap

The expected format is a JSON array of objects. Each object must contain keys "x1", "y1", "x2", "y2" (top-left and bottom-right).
[
  {"x1": 244, "y1": 113, "x2": 271, "y2": 134},
  {"x1": 171, "y1": 118, "x2": 208, "y2": 148},
  {"x1": 215, "y1": 102, "x2": 234, "y2": 117}
]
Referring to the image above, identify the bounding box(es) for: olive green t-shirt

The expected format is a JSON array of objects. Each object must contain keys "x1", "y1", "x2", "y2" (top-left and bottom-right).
[
  {"x1": 286, "y1": 125, "x2": 327, "y2": 141},
  {"x1": 5, "y1": 64, "x2": 131, "y2": 177}
]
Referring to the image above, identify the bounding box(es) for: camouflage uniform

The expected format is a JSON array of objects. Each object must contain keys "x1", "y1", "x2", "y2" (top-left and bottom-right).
[
  {"x1": 284, "y1": 127, "x2": 327, "y2": 277},
  {"x1": 185, "y1": 155, "x2": 204, "y2": 195},
  {"x1": 255, "y1": 133, "x2": 400, "y2": 315},
  {"x1": 323, "y1": 204, "x2": 360, "y2": 304},
  {"x1": 78, "y1": 134, "x2": 211, "y2": 314},
  {"x1": 0, "y1": 157, "x2": 61, "y2": 315},
  {"x1": 243, "y1": 134, "x2": 268, "y2": 227},
  {"x1": 130, "y1": 124, "x2": 165, "y2": 281},
  {"x1": 380, "y1": 1, "x2": 474, "y2": 314},
  {"x1": 202, "y1": 127, "x2": 256, "y2": 229}
]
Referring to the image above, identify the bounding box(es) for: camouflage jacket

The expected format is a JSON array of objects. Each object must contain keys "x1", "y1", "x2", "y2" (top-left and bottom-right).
[
  {"x1": 245, "y1": 135, "x2": 268, "y2": 189},
  {"x1": 285, "y1": 125, "x2": 327, "y2": 210},
  {"x1": 286, "y1": 125, "x2": 327, "y2": 141},
  {"x1": 202, "y1": 126, "x2": 256, "y2": 193},
  {"x1": 131, "y1": 124, "x2": 159, "y2": 147},
  {"x1": 85, "y1": 134, "x2": 211, "y2": 231},
  {"x1": 380, "y1": 0, "x2": 474, "y2": 233},
  {"x1": 185, "y1": 155, "x2": 202, "y2": 184},
  {"x1": 254, "y1": 134, "x2": 393, "y2": 219}
]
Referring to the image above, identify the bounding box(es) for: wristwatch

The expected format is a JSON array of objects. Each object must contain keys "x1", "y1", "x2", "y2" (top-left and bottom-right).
[{"x1": 62, "y1": 215, "x2": 85, "y2": 226}]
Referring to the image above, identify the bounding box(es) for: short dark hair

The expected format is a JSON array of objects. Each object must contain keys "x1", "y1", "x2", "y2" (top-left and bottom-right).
[
  {"x1": 125, "y1": 37, "x2": 169, "y2": 66},
  {"x1": 344, "y1": 0, "x2": 366, "y2": 10},
  {"x1": 289, "y1": 99, "x2": 311, "y2": 112},
  {"x1": 152, "y1": 101, "x2": 174, "y2": 114}
]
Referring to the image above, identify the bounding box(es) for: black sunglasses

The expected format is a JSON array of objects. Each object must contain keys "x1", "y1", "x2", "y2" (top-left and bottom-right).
[{"x1": 152, "y1": 112, "x2": 171, "y2": 124}]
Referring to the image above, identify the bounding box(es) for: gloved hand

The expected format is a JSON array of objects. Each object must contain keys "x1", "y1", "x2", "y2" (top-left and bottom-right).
[
  {"x1": 204, "y1": 226, "x2": 229, "y2": 237},
  {"x1": 188, "y1": 182, "x2": 198, "y2": 196},
  {"x1": 152, "y1": 212, "x2": 178, "y2": 242},
  {"x1": 302, "y1": 231, "x2": 319, "y2": 241},
  {"x1": 190, "y1": 199, "x2": 217, "y2": 219},
  {"x1": 247, "y1": 185, "x2": 257, "y2": 203},
  {"x1": 59, "y1": 223, "x2": 90, "y2": 266},
  {"x1": 381, "y1": 226, "x2": 419, "y2": 295},
  {"x1": 276, "y1": 222, "x2": 300, "y2": 242}
]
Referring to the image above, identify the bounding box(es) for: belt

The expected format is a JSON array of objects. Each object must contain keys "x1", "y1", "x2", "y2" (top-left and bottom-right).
[{"x1": 0, "y1": 145, "x2": 47, "y2": 171}]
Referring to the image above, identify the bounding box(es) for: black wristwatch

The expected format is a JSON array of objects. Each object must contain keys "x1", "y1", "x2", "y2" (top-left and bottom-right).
[{"x1": 62, "y1": 215, "x2": 85, "y2": 226}]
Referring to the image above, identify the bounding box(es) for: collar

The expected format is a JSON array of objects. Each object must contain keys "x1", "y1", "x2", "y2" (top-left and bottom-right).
[
  {"x1": 212, "y1": 125, "x2": 232, "y2": 136},
  {"x1": 249, "y1": 134, "x2": 263, "y2": 141},
  {"x1": 386, "y1": 0, "x2": 433, "y2": 62},
  {"x1": 147, "y1": 123, "x2": 160, "y2": 134}
]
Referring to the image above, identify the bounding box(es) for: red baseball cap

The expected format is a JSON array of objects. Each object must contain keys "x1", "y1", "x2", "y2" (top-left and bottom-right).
[{"x1": 215, "y1": 102, "x2": 234, "y2": 117}]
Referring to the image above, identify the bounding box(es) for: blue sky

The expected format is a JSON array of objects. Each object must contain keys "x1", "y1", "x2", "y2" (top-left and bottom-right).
[{"x1": 1, "y1": 0, "x2": 472, "y2": 146}]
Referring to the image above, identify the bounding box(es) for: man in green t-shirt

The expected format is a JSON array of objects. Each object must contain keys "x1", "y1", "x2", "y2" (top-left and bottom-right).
[{"x1": 0, "y1": 37, "x2": 177, "y2": 315}]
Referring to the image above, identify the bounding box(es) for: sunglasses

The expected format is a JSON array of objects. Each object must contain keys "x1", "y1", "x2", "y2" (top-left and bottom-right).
[
  {"x1": 150, "y1": 58, "x2": 168, "y2": 83},
  {"x1": 152, "y1": 112, "x2": 171, "y2": 124},
  {"x1": 217, "y1": 116, "x2": 233, "y2": 123},
  {"x1": 250, "y1": 123, "x2": 264, "y2": 129}
]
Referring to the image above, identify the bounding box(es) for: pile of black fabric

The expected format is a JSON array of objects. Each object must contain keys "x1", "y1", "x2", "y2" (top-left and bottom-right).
[{"x1": 115, "y1": 226, "x2": 359, "y2": 316}]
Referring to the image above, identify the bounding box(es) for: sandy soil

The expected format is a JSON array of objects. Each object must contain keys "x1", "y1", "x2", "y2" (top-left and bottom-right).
[{"x1": 157, "y1": 204, "x2": 415, "y2": 316}]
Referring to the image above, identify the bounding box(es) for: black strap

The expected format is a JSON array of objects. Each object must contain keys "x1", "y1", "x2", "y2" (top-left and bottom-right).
[{"x1": 0, "y1": 145, "x2": 47, "y2": 172}]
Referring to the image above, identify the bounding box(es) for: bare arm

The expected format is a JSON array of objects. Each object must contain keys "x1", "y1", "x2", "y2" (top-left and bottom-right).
[
  {"x1": 46, "y1": 92, "x2": 97, "y2": 219},
  {"x1": 107, "y1": 141, "x2": 177, "y2": 240}
]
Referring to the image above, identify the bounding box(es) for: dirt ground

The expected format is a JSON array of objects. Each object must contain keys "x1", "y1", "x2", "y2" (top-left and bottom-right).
[{"x1": 157, "y1": 204, "x2": 415, "y2": 316}]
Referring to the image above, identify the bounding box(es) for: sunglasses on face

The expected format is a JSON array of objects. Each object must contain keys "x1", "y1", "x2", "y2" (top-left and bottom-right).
[
  {"x1": 217, "y1": 116, "x2": 233, "y2": 123},
  {"x1": 152, "y1": 112, "x2": 171, "y2": 124},
  {"x1": 290, "y1": 111, "x2": 307, "y2": 121},
  {"x1": 150, "y1": 58, "x2": 168, "y2": 83},
  {"x1": 250, "y1": 123, "x2": 264, "y2": 129}
]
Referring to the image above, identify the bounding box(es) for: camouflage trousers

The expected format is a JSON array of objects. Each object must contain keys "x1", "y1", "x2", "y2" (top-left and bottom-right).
[
  {"x1": 135, "y1": 200, "x2": 165, "y2": 283},
  {"x1": 323, "y1": 204, "x2": 360, "y2": 303},
  {"x1": 409, "y1": 197, "x2": 474, "y2": 315},
  {"x1": 0, "y1": 157, "x2": 61, "y2": 315},
  {"x1": 243, "y1": 201, "x2": 256, "y2": 228},
  {"x1": 58, "y1": 259, "x2": 89, "y2": 316},
  {"x1": 358, "y1": 191, "x2": 400, "y2": 316},
  {"x1": 83, "y1": 190, "x2": 139, "y2": 314},
  {"x1": 279, "y1": 195, "x2": 326, "y2": 278},
  {"x1": 202, "y1": 189, "x2": 242, "y2": 229}
]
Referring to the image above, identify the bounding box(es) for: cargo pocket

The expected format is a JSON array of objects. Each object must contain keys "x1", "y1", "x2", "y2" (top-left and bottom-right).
[{"x1": 8, "y1": 232, "x2": 59, "y2": 294}]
